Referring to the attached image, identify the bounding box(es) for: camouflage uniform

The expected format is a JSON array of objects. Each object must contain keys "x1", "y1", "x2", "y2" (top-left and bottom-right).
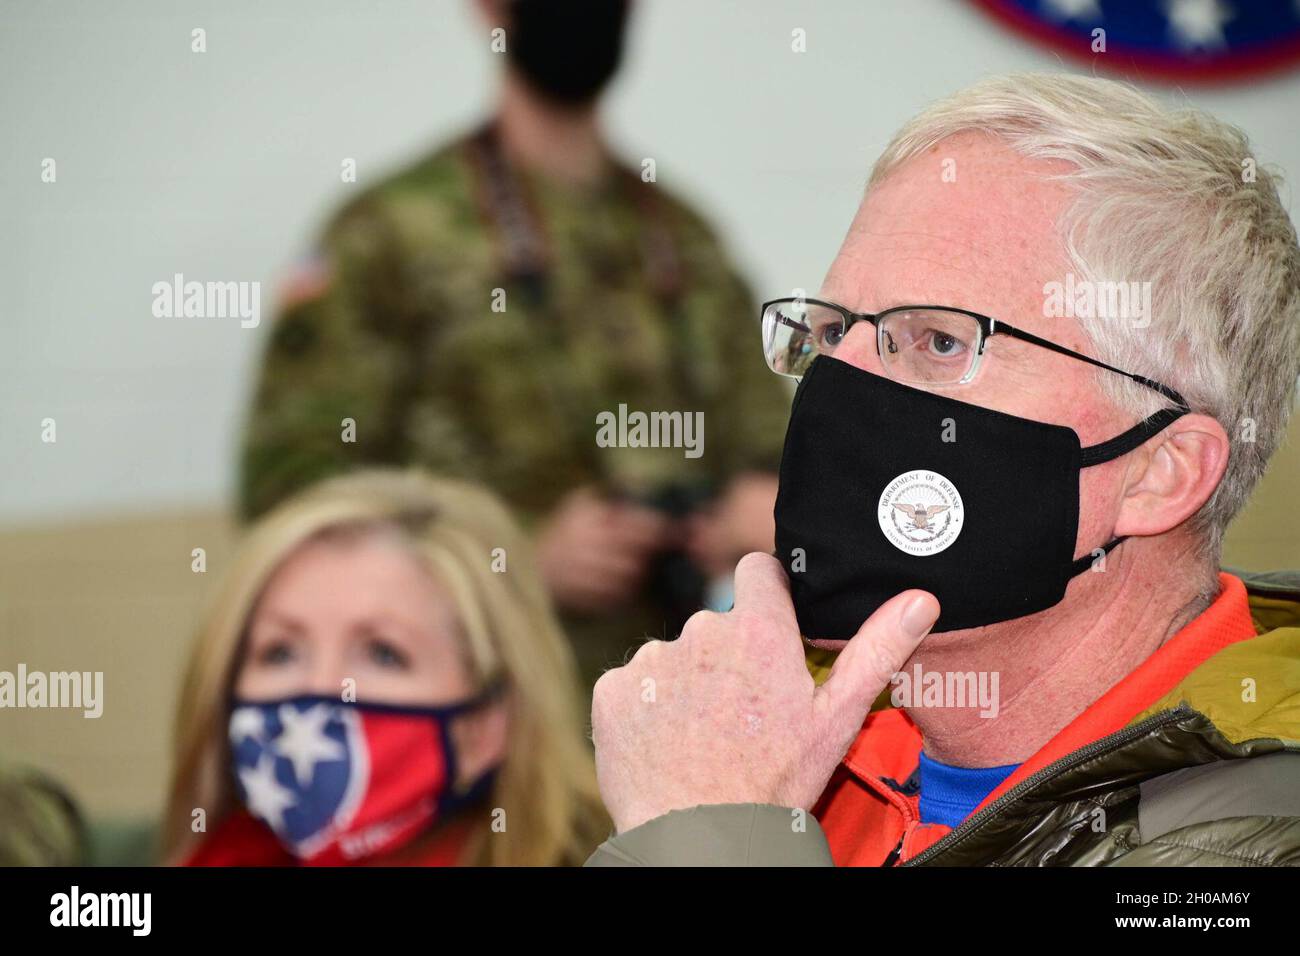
[{"x1": 240, "y1": 125, "x2": 792, "y2": 686}]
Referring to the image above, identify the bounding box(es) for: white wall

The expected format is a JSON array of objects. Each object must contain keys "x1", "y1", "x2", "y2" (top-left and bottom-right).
[{"x1": 4, "y1": 0, "x2": 1299, "y2": 524}]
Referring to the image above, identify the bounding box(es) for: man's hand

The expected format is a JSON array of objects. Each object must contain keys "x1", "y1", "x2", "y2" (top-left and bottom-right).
[
  {"x1": 591, "y1": 552, "x2": 940, "y2": 833},
  {"x1": 535, "y1": 487, "x2": 678, "y2": 614}
]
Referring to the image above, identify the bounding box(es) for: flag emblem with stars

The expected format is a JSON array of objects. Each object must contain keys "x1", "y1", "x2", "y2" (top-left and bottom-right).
[
  {"x1": 229, "y1": 699, "x2": 370, "y2": 860},
  {"x1": 971, "y1": 0, "x2": 1300, "y2": 84}
]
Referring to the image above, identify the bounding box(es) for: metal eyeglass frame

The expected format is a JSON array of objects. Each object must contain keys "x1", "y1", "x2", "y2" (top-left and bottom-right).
[{"x1": 760, "y1": 297, "x2": 1189, "y2": 409}]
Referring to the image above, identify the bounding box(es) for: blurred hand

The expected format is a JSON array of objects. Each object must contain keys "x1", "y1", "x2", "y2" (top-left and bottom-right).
[
  {"x1": 686, "y1": 472, "x2": 779, "y2": 578},
  {"x1": 535, "y1": 487, "x2": 678, "y2": 614},
  {"x1": 592, "y1": 552, "x2": 939, "y2": 833}
]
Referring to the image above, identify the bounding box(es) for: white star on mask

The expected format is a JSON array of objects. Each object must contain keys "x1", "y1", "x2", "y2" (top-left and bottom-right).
[
  {"x1": 229, "y1": 706, "x2": 265, "y2": 742},
  {"x1": 238, "y1": 754, "x2": 297, "y2": 833},
  {"x1": 272, "y1": 702, "x2": 347, "y2": 787}
]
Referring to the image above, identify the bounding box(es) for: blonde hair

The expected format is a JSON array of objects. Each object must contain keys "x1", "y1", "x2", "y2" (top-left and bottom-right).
[
  {"x1": 869, "y1": 73, "x2": 1300, "y2": 551},
  {"x1": 163, "y1": 469, "x2": 609, "y2": 865}
]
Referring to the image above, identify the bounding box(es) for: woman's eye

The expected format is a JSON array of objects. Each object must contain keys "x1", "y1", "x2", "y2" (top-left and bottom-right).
[
  {"x1": 367, "y1": 639, "x2": 410, "y2": 670},
  {"x1": 256, "y1": 641, "x2": 296, "y2": 667}
]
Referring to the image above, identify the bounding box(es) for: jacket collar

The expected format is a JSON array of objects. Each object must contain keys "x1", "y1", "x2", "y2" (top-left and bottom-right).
[
  {"x1": 968, "y1": 572, "x2": 1256, "y2": 816},
  {"x1": 838, "y1": 573, "x2": 1257, "y2": 814}
]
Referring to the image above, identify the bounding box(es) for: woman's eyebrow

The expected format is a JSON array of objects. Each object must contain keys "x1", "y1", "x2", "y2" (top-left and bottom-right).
[
  {"x1": 352, "y1": 612, "x2": 429, "y2": 641},
  {"x1": 250, "y1": 609, "x2": 306, "y2": 633}
]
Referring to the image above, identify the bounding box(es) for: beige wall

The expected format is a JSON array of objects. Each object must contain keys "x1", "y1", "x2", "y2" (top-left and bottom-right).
[
  {"x1": 1, "y1": 509, "x2": 235, "y2": 820},
  {"x1": 2, "y1": 419, "x2": 1296, "y2": 823},
  {"x1": 1220, "y1": 423, "x2": 1300, "y2": 571}
]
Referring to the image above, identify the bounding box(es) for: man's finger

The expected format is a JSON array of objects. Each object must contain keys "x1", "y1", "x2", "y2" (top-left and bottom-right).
[
  {"x1": 814, "y1": 590, "x2": 939, "y2": 737},
  {"x1": 731, "y1": 551, "x2": 799, "y2": 634}
]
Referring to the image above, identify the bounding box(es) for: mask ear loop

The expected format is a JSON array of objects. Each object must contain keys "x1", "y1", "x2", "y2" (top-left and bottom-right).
[
  {"x1": 1069, "y1": 405, "x2": 1191, "y2": 576},
  {"x1": 432, "y1": 677, "x2": 509, "y2": 818},
  {"x1": 1069, "y1": 536, "x2": 1124, "y2": 575},
  {"x1": 1079, "y1": 406, "x2": 1189, "y2": 467}
]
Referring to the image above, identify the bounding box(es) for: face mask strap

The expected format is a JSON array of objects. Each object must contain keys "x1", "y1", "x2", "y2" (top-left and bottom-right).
[
  {"x1": 231, "y1": 677, "x2": 508, "y2": 722},
  {"x1": 434, "y1": 681, "x2": 506, "y2": 819},
  {"x1": 1070, "y1": 536, "x2": 1125, "y2": 576},
  {"x1": 432, "y1": 676, "x2": 509, "y2": 720},
  {"x1": 1069, "y1": 405, "x2": 1188, "y2": 576},
  {"x1": 1079, "y1": 406, "x2": 1188, "y2": 467}
]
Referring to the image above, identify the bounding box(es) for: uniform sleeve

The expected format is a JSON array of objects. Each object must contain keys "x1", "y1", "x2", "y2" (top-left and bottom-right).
[
  {"x1": 238, "y1": 200, "x2": 452, "y2": 520},
  {"x1": 673, "y1": 218, "x2": 793, "y2": 480},
  {"x1": 584, "y1": 804, "x2": 835, "y2": 867},
  {"x1": 708, "y1": 264, "x2": 795, "y2": 475}
]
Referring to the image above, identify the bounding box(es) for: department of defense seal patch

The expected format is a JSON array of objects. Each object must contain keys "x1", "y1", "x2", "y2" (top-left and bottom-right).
[{"x1": 878, "y1": 470, "x2": 964, "y2": 556}]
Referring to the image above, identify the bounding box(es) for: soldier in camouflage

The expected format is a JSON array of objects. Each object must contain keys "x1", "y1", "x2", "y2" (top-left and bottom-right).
[{"x1": 239, "y1": 0, "x2": 792, "y2": 688}]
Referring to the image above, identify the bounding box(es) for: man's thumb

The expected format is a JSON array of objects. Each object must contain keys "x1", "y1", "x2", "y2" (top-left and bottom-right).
[{"x1": 815, "y1": 590, "x2": 940, "y2": 735}]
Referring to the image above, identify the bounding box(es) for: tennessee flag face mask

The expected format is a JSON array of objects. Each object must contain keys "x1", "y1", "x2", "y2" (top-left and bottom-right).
[
  {"x1": 227, "y1": 690, "x2": 500, "y2": 865},
  {"x1": 774, "y1": 357, "x2": 1188, "y2": 638}
]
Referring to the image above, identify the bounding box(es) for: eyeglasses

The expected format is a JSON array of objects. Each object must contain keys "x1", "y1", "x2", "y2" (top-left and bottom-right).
[{"x1": 760, "y1": 297, "x2": 1188, "y2": 408}]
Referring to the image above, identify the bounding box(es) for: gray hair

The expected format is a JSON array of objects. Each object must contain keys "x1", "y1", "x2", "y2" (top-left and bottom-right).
[{"x1": 869, "y1": 73, "x2": 1300, "y2": 554}]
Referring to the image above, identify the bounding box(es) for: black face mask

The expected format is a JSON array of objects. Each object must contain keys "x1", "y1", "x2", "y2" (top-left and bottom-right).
[
  {"x1": 506, "y1": 0, "x2": 630, "y2": 107},
  {"x1": 773, "y1": 357, "x2": 1188, "y2": 638}
]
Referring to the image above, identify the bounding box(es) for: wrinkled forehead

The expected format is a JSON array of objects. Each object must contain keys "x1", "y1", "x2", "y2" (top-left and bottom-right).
[{"x1": 825, "y1": 132, "x2": 1079, "y2": 324}]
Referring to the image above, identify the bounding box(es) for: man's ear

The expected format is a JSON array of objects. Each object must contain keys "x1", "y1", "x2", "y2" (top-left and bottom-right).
[{"x1": 1113, "y1": 413, "x2": 1230, "y2": 538}]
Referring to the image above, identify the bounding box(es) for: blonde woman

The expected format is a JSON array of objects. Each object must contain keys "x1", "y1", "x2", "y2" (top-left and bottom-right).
[{"x1": 164, "y1": 469, "x2": 608, "y2": 866}]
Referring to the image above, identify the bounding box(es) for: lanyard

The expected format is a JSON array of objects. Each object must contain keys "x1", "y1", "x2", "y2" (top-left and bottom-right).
[{"x1": 463, "y1": 120, "x2": 684, "y2": 307}]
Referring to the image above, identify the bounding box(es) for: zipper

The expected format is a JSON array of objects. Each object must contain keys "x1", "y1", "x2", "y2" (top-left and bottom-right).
[
  {"x1": 843, "y1": 753, "x2": 920, "y2": 867},
  {"x1": 901, "y1": 706, "x2": 1193, "y2": 866},
  {"x1": 882, "y1": 838, "x2": 903, "y2": 867}
]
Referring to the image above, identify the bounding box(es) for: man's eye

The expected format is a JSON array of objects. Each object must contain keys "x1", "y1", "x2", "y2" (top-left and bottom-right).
[
  {"x1": 367, "y1": 639, "x2": 410, "y2": 670},
  {"x1": 816, "y1": 324, "x2": 844, "y2": 348},
  {"x1": 926, "y1": 330, "x2": 967, "y2": 356}
]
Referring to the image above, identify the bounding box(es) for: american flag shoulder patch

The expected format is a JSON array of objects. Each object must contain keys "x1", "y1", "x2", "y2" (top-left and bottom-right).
[{"x1": 277, "y1": 252, "x2": 334, "y2": 310}]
